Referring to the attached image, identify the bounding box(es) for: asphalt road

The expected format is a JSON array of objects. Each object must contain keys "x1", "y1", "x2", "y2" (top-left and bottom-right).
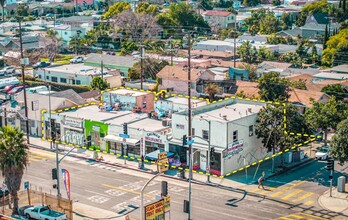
[{"x1": 6, "y1": 148, "x2": 347, "y2": 220}]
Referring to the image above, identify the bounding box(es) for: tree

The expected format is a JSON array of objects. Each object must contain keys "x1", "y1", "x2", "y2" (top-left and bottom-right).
[
  {"x1": 0, "y1": 0, "x2": 5, "y2": 21},
  {"x1": 322, "y1": 28, "x2": 348, "y2": 67},
  {"x1": 290, "y1": 80, "x2": 307, "y2": 90},
  {"x1": 16, "y1": 5, "x2": 29, "y2": 17},
  {"x1": 330, "y1": 119, "x2": 348, "y2": 165},
  {"x1": 135, "y1": 2, "x2": 159, "y2": 16},
  {"x1": 244, "y1": 9, "x2": 282, "y2": 35},
  {"x1": 45, "y1": 30, "x2": 60, "y2": 62},
  {"x1": 120, "y1": 41, "x2": 138, "y2": 55},
  {"x1": 305, "y1": 96, "x2": 347, "y2": 145},
  {"x1": 114, "y1": 11, "x2": 161, "y2": 43},
  {"x1": 273, "y1": 0, "x2": 281, "y2": 6},
  {"x1": 323, "y1": 24, "x2": 329, "y2": 49},
  {"x1": 321, "y1": 84, "x2": 346, "y2": 100},
  {"x1": 90, "y1": 76, "x2": 108, "y2": 90},
  {"x1": 0, "y1": 126, "x2": 28, "y2": 214},
  {"x1": 128, "y1": 58, "x2": 169, "y2": 80},
  {"x1": 238, "y1": 63, "x2": 258, "y2": 81},
  {"x1": 255, "y1": 104, "x2": 310, "y2": 167},
  {"x1": 205, "y1": 83, "x2": 221, "y2": 102},
  {"x1": 237, "y1": 41, "x2": 258, "y2": 64},
  {"x1": 257, "y1": 72, "x2": 291, "y2": 101},
  {"x1": 243, "y1": 0, "x2": 260, "y2": 7},
  {"x1": 102, "y1": 2, "x2": 131, "y2": 19},
  {"x1": 157, "y1": 3, "x2": 210, "y2": 36}
]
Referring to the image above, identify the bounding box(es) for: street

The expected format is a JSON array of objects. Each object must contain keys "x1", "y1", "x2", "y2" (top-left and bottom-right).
[{"x1": 6, "y1": 148, "x2": 345, "y2": 220}]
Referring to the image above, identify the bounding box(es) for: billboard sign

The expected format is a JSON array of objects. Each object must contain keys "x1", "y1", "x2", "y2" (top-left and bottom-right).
[
  {"x1": 145, "y1": 199, "x2": 165, "y2": 220},
  {"x1": 223, "y1": 140, "x2": 244, "y2": 160}
]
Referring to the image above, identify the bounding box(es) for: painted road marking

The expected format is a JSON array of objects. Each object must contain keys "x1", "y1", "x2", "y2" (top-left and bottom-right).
[
  {"x1": 300, "y1": 213, "x2": 328, "y2": 219},
  {"x1": 281, "y1": 189, "x2": 303, "y2": 200},
  {"x1": 30, "y1": 151, "x2": 55, "y2": 158},
  {"x1": 168, "y1": 186, "x2": 185, "y2": 193},
  {"x1": 87, "y1": 195, "x2": 110, "y2": 204},
  {"x1": 289, "y1": 214, "x2": 307, "y2": 219},
  {"x1": 259, "y1": 187, "x2": 277, "y2": 195},
  {"x1": 104, "y1": 189, "x2": 127, "y2": 197},
  {"x1": 102, "y1": 184, "x2": 155, "y2": 198},
  {"x1": 304, "y1": 201, "x2": 314, "y2": 206},
  {"x1": 279, "y1": 217, "x2": 293, "y2": 220},
  {"x1": 292, "y1": 192, "x2": 314, "y2": 203},
  {"x1": 277, "y1": 212, "x2": 328, "y2": 220}
]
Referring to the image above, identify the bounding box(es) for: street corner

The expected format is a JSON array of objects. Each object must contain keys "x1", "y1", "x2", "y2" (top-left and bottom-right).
[
  {"x1": 73, "y1": 202, "x2": 125, "y2": 219},
  {"x1": 318, "y1": 187, "x2": 348, "y2": 214}
]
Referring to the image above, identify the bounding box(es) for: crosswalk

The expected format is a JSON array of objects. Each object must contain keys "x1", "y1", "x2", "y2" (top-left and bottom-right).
[
  {"x1": 28, "y1": 151, "x2": 55, "y2": 162},
  {"x1": 276, "y1": 212, "x2": 328, "y2": 220},
  {"x1": 239, "y1": 183, "x2": 316, "y2": 206}
]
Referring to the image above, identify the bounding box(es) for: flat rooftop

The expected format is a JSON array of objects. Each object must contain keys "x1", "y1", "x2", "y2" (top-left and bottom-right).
[
  {"x1": 43, "y1": 63, "x2": 108, "y2": 76},
  {"x1": 124, "y1": 117, "x2": 169, "y2": 131},
  {"x1": 165, "y1": 97, "x2": 207, "y2": 107},
  {"x1": 195, "y1": 103, "x2": 263, "y2": 122},
  {"x1": 104, "y1": 112, "x2": 148, "y2": 125},
  {"x1": 59, "y1": 105, "x2": 131, "y2": 121},
  {"x1": 108, "y1": 89, "x2": 149, "y2": 97}
]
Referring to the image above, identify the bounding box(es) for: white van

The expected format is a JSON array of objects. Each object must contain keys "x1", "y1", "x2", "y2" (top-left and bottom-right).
[{"x1": 27, "y1": 86, "x2": 48, "y2": 94}]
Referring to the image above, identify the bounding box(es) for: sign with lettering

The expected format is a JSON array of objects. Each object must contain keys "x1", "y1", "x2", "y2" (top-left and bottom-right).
[
  {"x1": 223, "y1": 140, "x2": 244, "y2": 160},
  {"x1": 145, "y1": 132, "x2": 163, "y2": 144},
  {"x1": 158, "y1": 152, "x2": 168, "y2": 173},
  {"x1": 64, "y1": 117, "x2": 82, "y2": 128},
  {"x1": 164, "y1": 196, "x2": 170, "y2": 212},
  {"x1": 145, "y1": 199, "x2": 164, "y2": 220},
  {"x1": 92, "y1": 125, "x2": 100, "y2": 132}
]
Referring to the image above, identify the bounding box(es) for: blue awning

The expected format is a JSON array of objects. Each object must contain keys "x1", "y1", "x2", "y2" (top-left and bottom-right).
[{"x1": 145, "y1": 149, "x2": 174, "y2": 160}]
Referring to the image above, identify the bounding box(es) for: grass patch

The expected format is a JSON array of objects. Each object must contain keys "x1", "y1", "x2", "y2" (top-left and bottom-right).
[{"x1": 40, "y1": 55, "x2": 74, "y2": 64}]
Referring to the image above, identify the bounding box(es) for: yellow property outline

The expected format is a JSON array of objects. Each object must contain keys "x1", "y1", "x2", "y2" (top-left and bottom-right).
[{"x1": 40, "y1": 86, "x2": 322, "y2": 179}]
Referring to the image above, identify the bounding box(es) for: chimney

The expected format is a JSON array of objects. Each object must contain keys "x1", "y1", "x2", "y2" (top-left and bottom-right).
[{"x1": 223, "y1": 115, "x2": 227, "y2": 120}]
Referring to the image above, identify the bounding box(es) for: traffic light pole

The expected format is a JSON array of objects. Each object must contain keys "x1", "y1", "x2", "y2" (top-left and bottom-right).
[
  {"x1": 330, "y1": 169, "x2": 333, "y2": 197},
  {"x1": 55, "y1": 141, "x2": 61, "y2": 198}
]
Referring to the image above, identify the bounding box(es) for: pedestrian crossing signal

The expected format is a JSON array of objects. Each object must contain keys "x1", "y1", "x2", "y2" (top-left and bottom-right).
[
  {"x1": 182, "y1": 135, "x2": 187, "y2": 146},
  {"x1": 326, "y1": 159, "x2": 334, "y2": 171}
]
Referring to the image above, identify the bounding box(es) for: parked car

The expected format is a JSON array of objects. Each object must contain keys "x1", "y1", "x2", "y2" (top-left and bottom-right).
[
  {"x1": 315, "y1": 145, "x2": 330, "y2": 160},
  {"x1": 33, "y1": 61, "x2": 51, "y2": 69},
  {"x1": 2, "y1": 84, "x2": 16, "y2": 92},
  {"x1": 24, "y1": 205, "x2": 67, "y2": 220},
  {"x1": 11, "y1": 205, "x2": 33, "y2": 219},
  {"x1": 70, "y1": 56, "x2": 84, "y2": 63},
  {"x1": 0, "y1": 66, "x2": 15, "y2": 76},
  {"x1": 8, "y1": 85, "x2": 28, "y2": 95}
]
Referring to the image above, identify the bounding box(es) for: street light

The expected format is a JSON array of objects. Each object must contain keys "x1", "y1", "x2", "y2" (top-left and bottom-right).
[{"x1": 197, "y1": 117, "x2": 212, "y2": 183}]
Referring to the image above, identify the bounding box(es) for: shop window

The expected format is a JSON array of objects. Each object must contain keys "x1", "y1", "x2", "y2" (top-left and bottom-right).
[
  {"x1": 249, "y1": 125, "x2": 254, "y2": 136},
  {"x1": 76, "y1": 80, "x2": 81, "y2": 85},
  {"x1": 60, "y1": 78, "x2": 67, "y2": 83},
  {"x1": 127, "y1": 145, "x2": 140, "y2": 156},
  {"x1": 233, "y1": 130, "x2": 238, "y2": 142},
  {"x1": 202, "y1": 130, "x2": 209, "y2": 140},
  {"x1": 51, "y1": 77, "x2": 58, "y2": 82}
]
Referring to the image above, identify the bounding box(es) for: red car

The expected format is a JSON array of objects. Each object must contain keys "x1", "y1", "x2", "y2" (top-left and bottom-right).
[
  {"x1": 2, "y1": 84, "x2": 17, "y2": 92},
  {"x1": 8, "y1": 85, "x2": 28, "y2": 95}
]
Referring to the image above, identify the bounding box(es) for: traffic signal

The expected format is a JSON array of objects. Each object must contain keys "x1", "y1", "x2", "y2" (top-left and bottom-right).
[
  {"x1": 123, "y1": 123, "x2": 128, "y2": 135},
  {"x1": 52, "y1": 168, "x2": 57, "y2": 180},
  {"x1": 50, "y1": 119, "x2": 56, "y2": 140},
  {"x1": 326, "y1": 158, "x2": 334, "y2": 171},
  {"x1": 183, "y1": 135, "x2": 187, "y2": 146},
  {"x1": 210, "y1": 147, "x2": 215, "y2": 155},
  {"x1": 161, "y1": 181, "x2": 168, "y2": 197}
]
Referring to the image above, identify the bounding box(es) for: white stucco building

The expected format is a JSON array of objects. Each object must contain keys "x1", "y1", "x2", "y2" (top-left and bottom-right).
[{"x1": 202, "y1": 10, "x2": 236, "y2": 29}]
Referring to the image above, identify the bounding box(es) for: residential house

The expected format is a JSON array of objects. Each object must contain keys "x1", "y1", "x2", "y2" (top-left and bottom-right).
[
  {"x1": 84, "y1": 53, "x2": 137, "y2": 76},
  {"x1": 228, "y1": 67, "x2": 249, "y2": 80},
  {"x1": 330, "y1": 65, "x2": 348, "y2": 74},
  {"x1": 257, "y1": 61, "x2": 293, "y2": 77},
  {"x1": 202, "y1": 10, "x2": 236, "y2": 29},
  {"x1": 156, "y1": 65, "x2": 216, "y2": 96},
  {"x1": 301, "y1": 13, "x2": 339, "y2": 38},
  {"x1": 57, "y1": 15, "x2": 97, "y2": 30},
  {"x1": 33, "y1": 63, "x2": 122, "y2": 87},
  {"x1": 52, "y1": 24, "x2": 85, "y2": 46},
  {"x1": 6, "y1": 0, "x2": 16, "y2": 5},
  {"x1": 313, "y1": 72, "x2": 348, "y2": 81},
  {"x1": 2, "y1": 92, "x2": 83, "y2": 138}
]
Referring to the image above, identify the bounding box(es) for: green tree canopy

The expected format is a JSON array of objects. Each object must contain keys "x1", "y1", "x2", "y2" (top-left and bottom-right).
[
  {"x1": 157, "y1": 3, "x2": 210, "y2": 36},
  {"x1": 321, "y1": 84, "x2": 347, "y2": 100},
  {"x1": 331, "y1": 118, "x2": 348, "y2": 165},
  {"x1": 128, "y1": 58, "x2": 169, "y2": 80},
  {"x1": 304, "y1": 96, "x2": 347, "y2": 145},
  {"x1": 237, "y1": 41, "x2": 258, "y2": 64},
  {"x1": 102, "y1": 2, "x2": 131, "y2": 19},
  {"x1": 244, "y1": 9, "x2": 282, "y2": 35},
  {"x1": 135, "y1": 2, "x2": 159, "y2": 16},
  {"x1": 257, "y1": 72, "x2": 291, "y2": 101},
  {"x1": 322, "y1": 28, "x2": 348, "y2": 67},
  {"x1": 90, "y1": 76, "x2": 108, "y2": 90},
  {"x1": 0, "y1": 126, "x2": 28, "y2": 214},
  {"x1": 255, "y1": 104, "x2": 310, "y2": 155}
]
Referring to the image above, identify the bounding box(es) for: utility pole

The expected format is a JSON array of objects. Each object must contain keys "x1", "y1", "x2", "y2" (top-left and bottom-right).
[
  {"x1": 233, "y1": 18, "x2": 237, "y2": 68},
  {"x1": 100, "y1": 53, "x2": 104, "y2": 80},
  {"x1": 140, "y1": 46, "x2": 144, "y2": 90},
  {"x1": 187, "y1": 32, "x2": 193, "y2": 220},
  {"x1": 18, "y1": 19, "x2": 30, "y2": 144}
]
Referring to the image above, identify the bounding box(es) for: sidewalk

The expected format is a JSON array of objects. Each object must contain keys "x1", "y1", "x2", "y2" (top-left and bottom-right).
[{"x1": 319, "y1": 184, "x2": 348, "y2": 216}]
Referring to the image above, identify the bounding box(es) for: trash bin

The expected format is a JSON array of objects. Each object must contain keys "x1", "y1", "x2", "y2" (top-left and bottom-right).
[{"x1": 337, "y1": 176, "x2": 346, "y2": 193}]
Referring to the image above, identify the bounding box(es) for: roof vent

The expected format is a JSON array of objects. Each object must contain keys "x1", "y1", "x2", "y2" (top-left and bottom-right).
[{"x1": 222, "y1": 115, "x2": 227, "y2": 120}]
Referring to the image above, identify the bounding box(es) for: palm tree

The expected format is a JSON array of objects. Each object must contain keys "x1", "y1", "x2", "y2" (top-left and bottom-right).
[
  {"x1": 45, "y1": 30, "x2": 60, "y2": 62},
  {"x1": 0, "y1": 126, "x2": 28, "y2": 215},
  {"x1": 205, "y1": 83, "x2": 221, "y2": 102},
  {"x1": 0, "y1": 0, "x2": 4, "y2": 22}
]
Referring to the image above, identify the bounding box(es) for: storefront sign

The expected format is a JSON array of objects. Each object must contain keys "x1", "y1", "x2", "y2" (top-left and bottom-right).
[
  {"x1": 158, "y1": 152, "x2": 169, "y2": 173},
  {"x1": 223, "y1": 140, "x2": 244, "y2": 160},
  {"x1": 145, "y1": 199, "x2": 164, "y2": 220},
  {"x1": 64, "y1": 118, "x2": 82, "y2": 128},
  {"x1": 164, "y1": 196, "x2": 170, "y2": 212},
  {"x1": 92, "y1": 125, "x2": 100, "y2": 132},
  {"x1": 145, "y1": 132, "x2": 163, "y2": 144}
]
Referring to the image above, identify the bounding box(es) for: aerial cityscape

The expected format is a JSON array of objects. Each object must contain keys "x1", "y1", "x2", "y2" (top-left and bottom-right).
[{"x1": 0, "y1": 0, "x2": 347, "y2": 219}]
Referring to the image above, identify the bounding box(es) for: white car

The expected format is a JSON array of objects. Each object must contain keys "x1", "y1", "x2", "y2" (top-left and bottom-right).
[
  {"x1": 70, "y1": 56, "x2": 84, "y2": 63},
  {"x1": 0, "y1": 66, "x2": 15, "y2": 76},
  {"x1": 315, "y1": 146, "x2": 330, "y2": 160}
]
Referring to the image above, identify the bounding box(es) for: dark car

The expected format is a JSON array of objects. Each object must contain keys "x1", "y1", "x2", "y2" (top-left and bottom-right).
[
  {"x1": 33, "y1": 61, "x2": 51, "y2": 69},
  {"x1": 2, "y1": 84, "x2": 16, "y2": 92},
  {"x1": 8, "y1": 85, "x2": 28, "y2": 95}
]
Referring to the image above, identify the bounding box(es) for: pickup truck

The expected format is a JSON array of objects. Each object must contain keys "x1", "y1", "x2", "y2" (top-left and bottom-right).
[
  {"x1": 24, "y1": 205, "x2": 67, "y2": 220},
  {"x1": 33, "y1": 62, "x2": 51, "y2": 69}
]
